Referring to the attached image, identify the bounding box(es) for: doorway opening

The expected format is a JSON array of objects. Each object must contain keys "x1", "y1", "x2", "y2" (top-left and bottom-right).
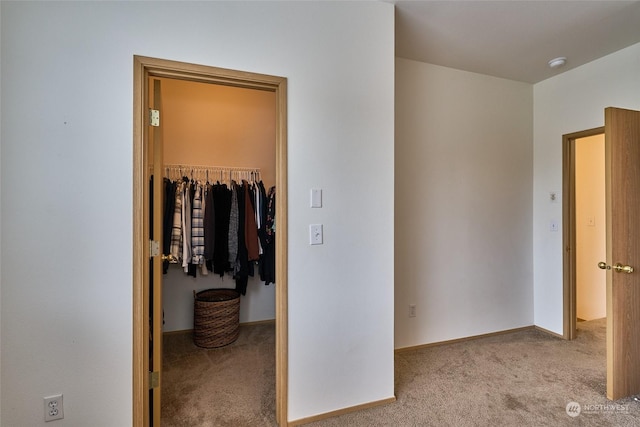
[
  {"x1": 132, "y1": 56, "x2": 288, "y2": 426},
  {"x1": 562, "y1": 127, "x2": 604, "y2": 340},
  {"x1": 563, "y1": 108, "x2": 640, "y2": 400}
]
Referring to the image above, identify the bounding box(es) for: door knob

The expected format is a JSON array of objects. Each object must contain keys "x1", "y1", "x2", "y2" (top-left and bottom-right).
[
  {"x1": 162, "y1": 254, "x2": 177, "y2": 263},
  {"x1": 613, "y1": 263, "x2": 634, "y2": 274},
  {"x1": 598, "y1": 261, "x2": 634, "y2": 273}
]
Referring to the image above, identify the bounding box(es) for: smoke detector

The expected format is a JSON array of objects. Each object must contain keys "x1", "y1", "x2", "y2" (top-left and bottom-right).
[{"x1": 548, "y1": 57, "x2": 567, "y2": 69}]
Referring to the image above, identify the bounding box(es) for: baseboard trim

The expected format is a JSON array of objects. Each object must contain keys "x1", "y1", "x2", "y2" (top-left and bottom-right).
[
  {"x1": 394, "y1": 325, "x2": 536, "y2": 353},
  {"x1": 533, "y1": 325, "x2": 565, "y2": 339},
  {"x1": 288, "y1": 396, "x2": 396, "y2": 426},
  {"x1": 163, "y1": 319, "x2": 276, "y2": 336},
  {"x1": 163, "y1": 328, "x2": 192, "y2": 336},
  {"x1": 241, "y1": 318, "x2": 276, "y2": 327}
]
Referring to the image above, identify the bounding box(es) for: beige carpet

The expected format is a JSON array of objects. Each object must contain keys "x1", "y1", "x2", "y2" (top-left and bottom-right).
[
  {"x1": 162, "y1": 319, "x2": 640, "y2": 426},
  {"x1": 162, "y1": 322, "x2": 276, "y2": 426}
]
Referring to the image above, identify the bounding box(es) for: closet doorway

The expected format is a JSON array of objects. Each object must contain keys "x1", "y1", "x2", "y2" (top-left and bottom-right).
[
  {"x1": 562, "y1": 127, "x2": 604, "y2": 340},
  {"x1": 563, "y1": 107, "x2": 640, "y2": 400},
  {"x1": 574, "y1": 134, "x2": 606, "y2": 324},
  {"x1": 132, "y1": 56, "x2": 288, "y2": 426}
]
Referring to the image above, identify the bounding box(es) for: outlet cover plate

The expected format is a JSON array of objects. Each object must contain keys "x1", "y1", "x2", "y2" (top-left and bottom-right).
[
  {"x1": 310, "y1": 224, "x2": 323, "y2": 245},
  {"x1": 44, "y1": 394, "x2": 64, "y2": 422}
]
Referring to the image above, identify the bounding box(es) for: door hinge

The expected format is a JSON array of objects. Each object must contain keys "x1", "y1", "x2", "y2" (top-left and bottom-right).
[
  {"x1": 149, "y1": 371, "x2": 160, "y2": 389},
  {"x1": 150, "y1": 240, "x2": 160, "y2": 257},
  {"x1": 149, "y1": 109, "x2": 160, "y2": 127}
]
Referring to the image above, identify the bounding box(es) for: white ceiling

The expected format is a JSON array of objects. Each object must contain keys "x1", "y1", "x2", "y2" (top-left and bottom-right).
[{"x1": 392, "y1": 0, "x2": 640, "y2": 83}]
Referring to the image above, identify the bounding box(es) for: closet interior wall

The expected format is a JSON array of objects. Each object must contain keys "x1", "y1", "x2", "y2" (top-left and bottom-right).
[{"x1": 156, "y1": 76, "x2": 277, "y2": 332}]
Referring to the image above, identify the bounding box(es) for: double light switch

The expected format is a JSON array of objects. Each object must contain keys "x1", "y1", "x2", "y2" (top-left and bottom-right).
[{"x1": 310, "y1": 189, "x2": 323, "y2": 244}]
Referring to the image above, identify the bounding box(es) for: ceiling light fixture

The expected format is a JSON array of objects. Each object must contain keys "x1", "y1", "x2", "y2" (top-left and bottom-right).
[{"x1": 548, "y1": 57, "x2": 567, "y2": 69}]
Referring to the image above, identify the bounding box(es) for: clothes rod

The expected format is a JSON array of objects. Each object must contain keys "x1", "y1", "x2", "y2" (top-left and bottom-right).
[{"x1": 163, "y1": 164, "x2": 261, "y2": 184}]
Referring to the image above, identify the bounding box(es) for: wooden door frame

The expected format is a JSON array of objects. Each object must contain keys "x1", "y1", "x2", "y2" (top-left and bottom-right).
[
  {"x1": 132, "y1": 55, "x2": 288, "y2": 426},
  {"x1": 562, "y1": 126, "x2": 604, "y2": 340}
]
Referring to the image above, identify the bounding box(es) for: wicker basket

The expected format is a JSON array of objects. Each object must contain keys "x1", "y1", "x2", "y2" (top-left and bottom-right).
[{"x1": 193, "y1": 288, "x2": 240, "y2": 348}]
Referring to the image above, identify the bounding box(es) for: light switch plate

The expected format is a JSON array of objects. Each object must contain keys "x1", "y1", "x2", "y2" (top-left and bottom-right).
[{"x1": 311, "y1": 189, "x2": 322, "y2": 208}]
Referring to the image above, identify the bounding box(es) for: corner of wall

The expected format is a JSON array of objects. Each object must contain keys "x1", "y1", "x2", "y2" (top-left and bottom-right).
[{"x1": 0, "y1": 1, "x2": 4, "y2": 417}]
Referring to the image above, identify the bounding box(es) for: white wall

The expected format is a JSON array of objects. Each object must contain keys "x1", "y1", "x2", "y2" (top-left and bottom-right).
[
  {"x1": 163, "y1": 268, "x2": 276, "y2": 331},
  {"x1": 575, "y1": 134, "x2": 606, "y2": 320},
  {"x1": 395, "y1": 59, "x2": 533, "y2": 348},
  {"x1": 0, "y1": 1, "x2": 395, "y2": 425},
  {"x1": 533, "y1": 42, "x2": 640, "y2": 334}
]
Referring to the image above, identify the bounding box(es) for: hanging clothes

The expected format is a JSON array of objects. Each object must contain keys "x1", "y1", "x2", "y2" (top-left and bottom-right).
[
  {"x1": 245, "y1": 182, "x2": 260, "y2": 262},
  {"x1": 191, "y1": 183, "x2": 205, "y2": 265},
  {"x1": 203, "y1": 183, "x2": 215, "y2": 267},
  {"x1": 198, "y1": 184, "x2": 209, "y2": 276},
  {"x1": 212, "y1": 183, "x2": 231, "y2": 276},
  {"x1": 181, "y1": 179, "x2": 192, "y2": 273},
  {"x1": 260, "y1": 186, "x2": 276, "y2": 286},
  {"x1": 228, "y1": 184, "x2": 239, "y2": 272},
  {"x1": 254, "y1": 183, "x2": 261, "y2": 254},
  {"x1": 162, "y1": 178, "x2": 177, "y2": 273},
  {"x1": 169, "y1": 181, "x2": 184, "y2": 263},
  {"x1": 182, "y1": 182, "x2": 204, "y2": 276},
  {"x1": 235, "y1": 181, "x2": 249, "y2": 294},
  {"x1": 161, "y1": 167, "x2": 274, "y2": 290}
]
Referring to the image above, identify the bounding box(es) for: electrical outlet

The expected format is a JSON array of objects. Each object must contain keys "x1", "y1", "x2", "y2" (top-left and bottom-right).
[
  {"x1": 44, "y1": 394, "x2": 64, "y2": 422},
  {"x1": 309, "y1": 224, "x2": 323, "y2": 245},
  {"x1": 409, "y1": 304, "x2": 416, "y2": 318}
]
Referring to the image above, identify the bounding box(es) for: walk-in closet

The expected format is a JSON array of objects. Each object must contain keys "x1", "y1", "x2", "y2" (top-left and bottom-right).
[{"x1": 155, "y1": 76, "x2": 277, "y2": 424}]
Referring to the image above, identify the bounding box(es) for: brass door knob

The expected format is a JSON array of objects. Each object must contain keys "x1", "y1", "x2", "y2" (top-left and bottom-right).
[
  {"x1": 598, "y1": 261, "x2": 633, "y2": 273},
  {"x1": 613, "y1": 263, "x2": 634, "y2": 274}
]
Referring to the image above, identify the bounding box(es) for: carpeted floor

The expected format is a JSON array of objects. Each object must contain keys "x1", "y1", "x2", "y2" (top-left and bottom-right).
[
  {"x1": 162, "y1": 322, "x2": 276, "y2": 427},
  {"x1": 161, "y1": 318, "x2": 640, "y2": 426}
]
